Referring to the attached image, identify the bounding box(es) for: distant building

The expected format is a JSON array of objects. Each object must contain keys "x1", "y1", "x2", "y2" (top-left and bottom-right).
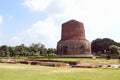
[{"x1": 57, "y1": 20, "x2": 92, "y2": 57}]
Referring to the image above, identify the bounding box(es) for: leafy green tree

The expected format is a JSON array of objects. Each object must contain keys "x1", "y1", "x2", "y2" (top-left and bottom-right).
[
  {"x1": 109, "y1": 45, "x2": 118, "y2": 54},
  {"x1": 39, "y1": 45, "x2": 47, "y2": 56},
  {"x1": 9, "y1": 46, "x2": 16, "y2": 57},
  {"x1": 17, "y1": 44, "x2": 30, "y2": 57},
  {"x1": 117, "y1": 47, "x2": 120, "y2": 63},
  {"x1": 0, "y1": 45, "x2": 9, "y2": 57},
  {"x1": 29, "y1": 43, "x2": 39, "y2": 56},
  {"x1": 91, "y1": 38, "x2": 116, "y2": 55},
  {"x1": 47, "y1": 48, "x2": 57, "y2": 60},
  {"x1": 29, "y1": 43, "x2": 47, "y2": 56},
  {"x1": 8, "y1": 44, "x2": 30, "y2": 57},
  {"x1": 109, "y1": 45, "x2": 120, "y2": 61},
  {"x1": 91, "y1": 38, "x2": 102, "y2": 54},
  {"x1": 0, "y1": 42, "x2": 55, "y2": 59}
]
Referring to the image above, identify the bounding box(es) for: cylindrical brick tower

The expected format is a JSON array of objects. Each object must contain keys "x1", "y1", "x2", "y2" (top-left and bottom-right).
[
  {"x1": 61, "y1": 20, "x2": 85, "y2": 40},
  {"x1": 57, "y1": 19, "x2": 92, "y2": 57}
]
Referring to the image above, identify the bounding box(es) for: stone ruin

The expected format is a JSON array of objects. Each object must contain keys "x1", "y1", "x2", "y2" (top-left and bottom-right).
[{"x1": 57, "y1": 20, "x2": 92, "y2": 57}]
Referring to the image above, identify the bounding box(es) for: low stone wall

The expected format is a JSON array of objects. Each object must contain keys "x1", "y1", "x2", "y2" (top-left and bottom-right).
[
  {"x1": 19, "y1": 61, "x2": 68, "y2": 67},
  {"x1": 72, "y1": 63, "x2": 120, "y2": 68},
  {"x1": 0, "y1": 59, "x2": 16, "y2": 64},
  {"x1": 59, "y1": 54, "x2": 93, "y2": 57},
  {"x1": 33, "y1": 60, "x2": 80, "y2": 66},
  {"x1": 38, "y1": 62, "x2": 67, "y2": 67},
  {"x1": 0, "y1": 59, "x2": 120, "y2": 68}
]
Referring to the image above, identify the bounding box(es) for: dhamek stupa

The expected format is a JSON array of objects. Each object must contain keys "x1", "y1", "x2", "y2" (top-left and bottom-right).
[{"x1": 57, "y1": 20, "x2": 92, "y2": 57}]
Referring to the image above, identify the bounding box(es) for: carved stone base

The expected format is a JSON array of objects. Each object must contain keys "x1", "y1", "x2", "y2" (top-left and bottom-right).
[{"x1": 57, "y1": 40, "x2": 91, "y2": 57}]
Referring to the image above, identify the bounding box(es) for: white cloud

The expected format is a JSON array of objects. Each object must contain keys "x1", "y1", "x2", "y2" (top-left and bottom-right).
[
  {"x1": 23, "y1": 0, "x2": 51, "y2": 11},
  {"x1": 0, "y1": 16, "x2": 3, "y2": 24},
  {"x1": 22, "y1": 0, "x2": 120, "y2": 47},
  {"x1": 22, "y1": 18, "x2": 60, "y2": 48},
  {"x1": 48, "y1": 0, "x2": 120, "y2": 41}
]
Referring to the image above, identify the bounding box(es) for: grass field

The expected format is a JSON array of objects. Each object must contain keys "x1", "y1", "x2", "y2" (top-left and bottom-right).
[{"x1": 0, "y1": 63, "x2": 120, "y2": 80}]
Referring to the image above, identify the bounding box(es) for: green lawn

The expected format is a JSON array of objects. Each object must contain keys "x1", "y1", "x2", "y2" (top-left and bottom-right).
[{"x1": 0, "y1": 63, "x2": 120, "y2": 80}]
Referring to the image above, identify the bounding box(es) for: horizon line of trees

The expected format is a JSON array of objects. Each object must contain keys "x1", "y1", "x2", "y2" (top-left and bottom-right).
[
  {"x1": 0, "y1": 43, "x2": 56, "y2": 58},
  {"x1": 0, "y1": 38, "x2": 120, "y2": 59}
]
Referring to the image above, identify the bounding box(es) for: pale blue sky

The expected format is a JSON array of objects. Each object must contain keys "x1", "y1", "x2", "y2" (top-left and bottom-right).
[{"x1": 0, "y1": 0, "x2": 120, "y2": 48}]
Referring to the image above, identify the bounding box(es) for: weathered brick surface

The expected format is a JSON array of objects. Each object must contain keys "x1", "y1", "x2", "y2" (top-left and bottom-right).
[
  {"x1": 61, "y1": 20, "x2": 85, "y2": 40},
  {"x1": 57, "y1": 20, "x2": 92, "y2": 57}
]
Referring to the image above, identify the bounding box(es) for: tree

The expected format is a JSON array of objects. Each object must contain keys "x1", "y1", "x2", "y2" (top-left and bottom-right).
[
  {"x1": 0, "y1": 45, "x2": 9, "y2": 57},
  {"x1": 39, "y1": 46, "x2": 47, "y2": 56},
  {"x1": 28, "y1": 42, "x2": 48, "y2": 57},
  {"x1": 47, "y1": 48, "x2": 57, "y2": 60},
  {"x1": 0, "y1": 42, "x2": 51, "y2": 59},
  {"x1": 91, "y1": 38, "x2": 116, "y2": 55},
  {"x1": 9, "y1": 46, "x2": 16, "y2": 57},
  {"x1": 109, "y1": 45, "x2": 120, "y2": 61},
  {"x1": 91, "y1": 38, "x2": 102, "y2": 54},
  {"x1": 117, "y1": 47, "x2": 120, "y2": 63},
  {"x1": 109, "y1": 45, "x2": 118, "y2": 54},
  {"x1": 29, "y1": 43, "x2": 40, "y2": 56},
  {"x1": 17, "y1": 44, "x2": 30, "y2": 57}
]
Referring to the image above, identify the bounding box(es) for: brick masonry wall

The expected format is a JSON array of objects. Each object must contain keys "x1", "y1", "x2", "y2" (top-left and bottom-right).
[{"x1": 57, "y1": 20, "x2": 92, "y2": 57}]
